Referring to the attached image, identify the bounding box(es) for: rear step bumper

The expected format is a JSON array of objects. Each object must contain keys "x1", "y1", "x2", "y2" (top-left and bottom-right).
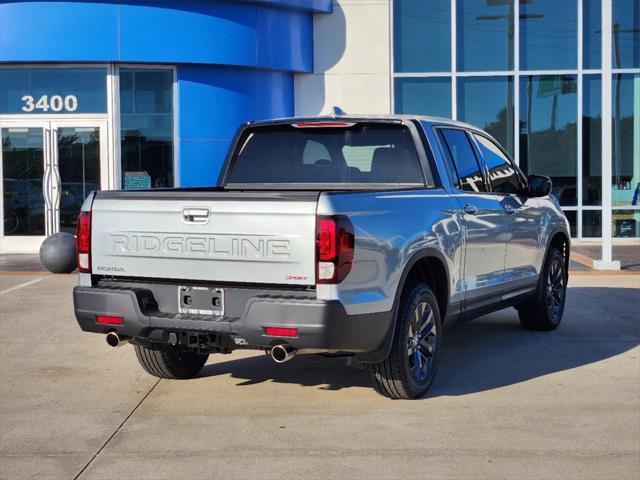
[{"x1": 73, "y1": 286, "x2": 392, "y2": 353}]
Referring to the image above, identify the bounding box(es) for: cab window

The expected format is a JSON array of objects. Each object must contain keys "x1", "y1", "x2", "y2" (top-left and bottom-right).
[
  {"x1": 438, "y1": 129, "x2": 486, "y2": 192},
  {"x1": 473, "y1": 134, "x2": 521, "y2": 194}
]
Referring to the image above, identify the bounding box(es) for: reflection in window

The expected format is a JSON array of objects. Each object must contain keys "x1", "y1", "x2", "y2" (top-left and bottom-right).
[
  {"x1": 473, "y1": 134, "x2": 520, "y2": 194},
  {"x1": 1, "y1": 128, "x2": 45, "y2": 236},
  {"x1": 612, "y1": 210, "x2": 639, "y2": 238},
  {"x1": 457, "y1": 77, "x2": 514, "y2": 155},
  {"x1": 583, "y1": 0, "x2": 601, "y2": 69},
  {"x1": 519, "y1": 75, "x2": 578, "y2": 206},
  {"x1": 394, "y1": 78, "x2": 451, "y2": 118},
  {"x1": 582, "y1": 210, "x2": 602, "y2": 238},
  {"x1": 457, "y1": 0, "x2": 513, "y2": 71},
  {"x1": 439, "y1": 129, "x2": 486, "y2": 193},
  {"x1": 394, "y1": 0, "x2": 450, "y2": 72},
  {"x1": 519, "y1": 0, "x2": 577, "y2": 70},
  {"x1": 612, "y1": 74, "x2": 640, "y2": 207},
  {"x1": 583, "y1": 75, "x2": 601, "y2": 206},
  {"x1": 612, "y1": 0, "x2": 640, "y2": 69},
  {"x1": 120, "y1": 69, "x2": 174, "y2": 189}
]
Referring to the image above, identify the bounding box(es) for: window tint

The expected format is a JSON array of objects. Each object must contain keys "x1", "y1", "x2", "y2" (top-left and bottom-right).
[
  {"x1": 439, "y1": 129, "x2": 486, "y2": 193},
  {"x1": 473, "y1": 134, "x2": 521, "y2": 194},
  {"x1": 227, "y1": 124, "x2": 425, "y2": 185}
]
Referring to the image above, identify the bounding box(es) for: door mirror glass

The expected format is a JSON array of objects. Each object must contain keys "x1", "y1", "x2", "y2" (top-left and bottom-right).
[{"x1": 527, "y1": 174, "x2": 552, "y2": 197}]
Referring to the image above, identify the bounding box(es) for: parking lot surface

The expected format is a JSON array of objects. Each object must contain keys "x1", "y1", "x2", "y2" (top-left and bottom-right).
[{"x1": 1, "y1": 273, "x2": 639, "y2": 480}]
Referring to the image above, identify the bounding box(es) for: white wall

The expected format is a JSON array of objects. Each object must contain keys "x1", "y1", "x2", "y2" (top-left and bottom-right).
[{"x1": 294, "y1": 0, "x2": 391, "y2": 116}]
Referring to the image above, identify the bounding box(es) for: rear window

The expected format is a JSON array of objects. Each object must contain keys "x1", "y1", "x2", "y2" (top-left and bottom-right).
[{"x1": 226, "y1": 123, "x2": 425, "y2": 186}]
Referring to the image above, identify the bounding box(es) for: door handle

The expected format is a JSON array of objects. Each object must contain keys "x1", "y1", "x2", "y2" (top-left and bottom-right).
[
  {"x1": 504, "y1": 204, "x2": 515, "y2": 214},
  {"x1": 463, "y1": 204, "x2": 478, "y2": 215}
]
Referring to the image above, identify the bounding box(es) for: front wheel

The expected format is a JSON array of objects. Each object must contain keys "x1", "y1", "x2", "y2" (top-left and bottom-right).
[
  {"x1": 368, "y1": 283, "x2": 442, "y2": 399},
  {"x1": 134, "y1": 343, "x2": 209, "y2": 379},
  {"x1": 517, "y1": 246, "x2": 567, "y2": 331}
]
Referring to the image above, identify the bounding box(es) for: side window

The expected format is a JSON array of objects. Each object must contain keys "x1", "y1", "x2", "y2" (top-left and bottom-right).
[
  {"x1": 473, "y1": 134, "x2": 521, "y2": 194},
  {"x1": 302, "y1": 140, "x2": 331, "y2": 165},
  {"x1": 439, "y1": 129, "x2": 486, "y2": 192}
]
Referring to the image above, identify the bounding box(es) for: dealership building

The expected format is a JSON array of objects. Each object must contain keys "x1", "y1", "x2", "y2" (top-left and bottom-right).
[{"x1": 0, "y1": 1, "x2": 638, "y2": 264}]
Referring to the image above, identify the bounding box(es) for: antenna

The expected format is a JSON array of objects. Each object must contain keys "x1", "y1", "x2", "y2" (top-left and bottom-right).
[{"x1": 332, "y1": 106, "x2": 347, "y2": 116}]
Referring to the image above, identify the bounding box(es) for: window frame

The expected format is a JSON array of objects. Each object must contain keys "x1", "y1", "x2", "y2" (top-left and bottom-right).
[{"x1": 114, "y1": 64, "x2": 178, "y2": 189}]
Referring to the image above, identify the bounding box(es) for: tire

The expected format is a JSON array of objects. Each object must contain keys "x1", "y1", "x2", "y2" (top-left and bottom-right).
[
  {"x1": 134, "y1": 343, "x2": 208, "y2": 379},
  {"x1": 517, "y1": 246, "x2": 567, "y2": 331},
  {"x1": 368, "y1": 283, "x2": 442, "y2": 399}
]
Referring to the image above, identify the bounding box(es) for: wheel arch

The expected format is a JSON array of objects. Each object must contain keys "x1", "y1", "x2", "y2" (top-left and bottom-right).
[
  {"x1": 545, "y1": 227, "x2": 571, "y2": 278},
  {"x1": 356, "y1": 248, "x2": 450, "y2": 363}
]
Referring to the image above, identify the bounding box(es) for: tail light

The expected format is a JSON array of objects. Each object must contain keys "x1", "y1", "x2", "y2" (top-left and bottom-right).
[
  {"x1": 316, "y1": 215, "x2": 354, "y2": 284},
  {"x1": 76, "y1": 211, "x2": 91, "y2": 273}
]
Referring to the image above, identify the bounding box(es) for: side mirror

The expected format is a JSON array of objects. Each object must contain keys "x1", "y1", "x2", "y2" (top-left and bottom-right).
[{"x1": 527, "y1": 175, "x2": 552, "y2": 197}]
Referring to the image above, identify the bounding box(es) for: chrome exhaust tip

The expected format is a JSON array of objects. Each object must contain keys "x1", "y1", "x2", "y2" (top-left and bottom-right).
[
  {"x1": 106, "y1": 332, "x2": 130, "y2": 348},
  {"x1": 270, "y1": 344, "x2": 295, "y2": 363}
]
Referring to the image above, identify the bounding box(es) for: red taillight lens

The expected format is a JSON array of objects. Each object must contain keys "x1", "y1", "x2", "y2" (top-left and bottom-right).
[
  {"x1": 264, "y1": 327, "x2": 298, "y2": 337},
  {"x1": 96, "y1": 315, "x2": 123, "y2": 325},
  {"x1": 317, "y1": 219, "x2": 336, "y2": 260},
  {"x1": 316, "y1": 215, "x2": 354, "y2": 284},
  {"x1": 76, "y1": 211, "x2": 91, "y2": 273}
]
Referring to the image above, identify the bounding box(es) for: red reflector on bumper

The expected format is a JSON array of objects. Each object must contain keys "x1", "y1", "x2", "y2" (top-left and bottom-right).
[
  {"x1": 96, "y1": 315, "x2": 123, "y2": 325},
  {"x1": 264, "y1": 327, "x2": 298, "y2": 337}
]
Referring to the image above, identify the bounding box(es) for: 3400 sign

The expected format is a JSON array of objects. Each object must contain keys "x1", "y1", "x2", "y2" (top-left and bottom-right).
[{"x1": 21, "y1": 94, "x2": 79, "y2": 113}]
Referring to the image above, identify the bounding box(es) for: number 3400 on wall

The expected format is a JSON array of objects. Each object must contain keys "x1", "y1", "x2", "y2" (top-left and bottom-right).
[{"x1": 21, "y1": 95, "x2": 78, "y2": 113}]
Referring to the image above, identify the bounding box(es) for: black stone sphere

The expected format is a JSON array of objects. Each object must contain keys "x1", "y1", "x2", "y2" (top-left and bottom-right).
[{"x1": 39, "y1": 232, "x2": 77, "y2": 274}]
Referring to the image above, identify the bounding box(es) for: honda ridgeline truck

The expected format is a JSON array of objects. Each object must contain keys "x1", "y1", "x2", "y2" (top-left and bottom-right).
[{"x1": 73, "y1": 116, "x2": 570, "y2": 399}]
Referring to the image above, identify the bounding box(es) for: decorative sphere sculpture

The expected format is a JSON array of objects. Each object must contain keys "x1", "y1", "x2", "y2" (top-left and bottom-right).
[{"x1": 39, "y1": 232, "x2": 77, "y2": 274}]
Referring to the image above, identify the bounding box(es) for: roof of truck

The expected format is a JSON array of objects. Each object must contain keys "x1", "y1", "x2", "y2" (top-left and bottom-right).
[{"x1": 248, "y1": 114, "x2": 483, "y2": 132}]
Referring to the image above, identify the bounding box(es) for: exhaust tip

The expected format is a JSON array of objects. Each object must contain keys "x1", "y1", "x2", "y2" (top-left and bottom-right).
[
  {"x1": 106, "y1": 332, "x2": 129, "y2": 348},
  {"x1": 270, "y1": 344, "x2": 295, "y2": 363}
]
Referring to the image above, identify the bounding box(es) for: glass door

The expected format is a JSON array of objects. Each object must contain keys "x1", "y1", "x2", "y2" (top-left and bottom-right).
[{"x1": 0, "y1": 119, "x2": 108, "y2": 252}]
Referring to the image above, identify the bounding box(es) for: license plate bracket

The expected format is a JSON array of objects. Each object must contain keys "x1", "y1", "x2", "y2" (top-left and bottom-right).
[{"x1": 178, "y1": 286, "x2": 224, "y2": 317}]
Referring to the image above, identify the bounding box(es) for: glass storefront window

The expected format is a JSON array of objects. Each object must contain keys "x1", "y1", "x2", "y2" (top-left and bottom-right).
[
  {"x1": 582, "y1": 210, "x2": 602, "y2": 238},
  {"x1": 519, "y1": 75, "x2": 578, "y2": 206},
  {"x1": 564, "y1": 210, "x2": 577, "y2": 237},
  {"x1": 2, "y1": 128, "x2": 45, "y2": 236},
  {"x1": 457, "y1": 0, "x2": 514, "y2": 71},
  {"x1": 519, "y1": 0, "x2": 577, "y2": 71},
  {"x1": 612, "y1": 210, "x2": 640, "y2": 238},
  {"x1": 583, "y1": 0, "x2": 601, "y2": 69},
  {"x1": 612, "y1": 0, "x2": 640, "y2": 69},
  {"x1": 394, "y1": 77, "x2": 451, "y2": 118},
  {"x1": 0, "y1": 68, "x2": 107, "y2": 114},
  {"x1": 612, "y1": 73, "x2": 639, "y2": 207},
  {"x1": 583, "y1": 75, "x2": 601, "y2": 206},
  {"x1": 119, "y1": 69, "x2": 174, "y2": 189},
  {"x1": 457, "y1": 77, "x2": 514, "y2": 155},
  {"x1": 394, "y1": 0, "x2": 451, "y2": 72}
]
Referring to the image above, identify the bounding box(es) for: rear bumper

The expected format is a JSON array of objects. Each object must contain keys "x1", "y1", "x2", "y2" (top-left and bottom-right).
[{"x1": 73, "y1": 285, "x2": 392, "y2": 353}]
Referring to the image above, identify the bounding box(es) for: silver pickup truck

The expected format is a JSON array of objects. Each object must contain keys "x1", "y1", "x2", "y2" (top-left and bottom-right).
[{"x1": 73, "y1": 116, "x2": 570, "y2": 399}]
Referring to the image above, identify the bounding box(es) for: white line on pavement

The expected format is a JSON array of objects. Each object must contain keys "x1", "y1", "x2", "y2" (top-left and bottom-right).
[{"x1": 0, "y1": 278, "x2": 43, "y2": 296}]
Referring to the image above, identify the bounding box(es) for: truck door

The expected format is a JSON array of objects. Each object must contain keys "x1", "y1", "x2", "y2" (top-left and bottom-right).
[
  {"x1": 471, "y1": 133, "x2": 544, "y2": 288},
  {"x1": 437, "y1": 128, "x2": 508, "y2": 304}
]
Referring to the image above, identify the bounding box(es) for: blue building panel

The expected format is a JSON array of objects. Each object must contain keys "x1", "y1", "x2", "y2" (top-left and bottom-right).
[
  {"x1": 0, "y1": 1, "x2": 315, "y2": 72},
  {"x1": 0, "y1": 2, "x2": 119, "y2": 61},
  {"x1": 177, "y1": 65, "x2": 294, "y2": 186}
]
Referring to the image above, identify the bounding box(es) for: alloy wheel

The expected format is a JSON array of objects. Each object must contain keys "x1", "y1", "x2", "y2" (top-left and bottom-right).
[{"x1": 407, "y1": 302, "x2": 437, "y2": 383}]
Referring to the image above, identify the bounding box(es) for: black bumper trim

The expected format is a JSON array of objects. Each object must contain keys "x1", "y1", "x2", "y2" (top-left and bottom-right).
[{"x1": 73, "y1": 286, "x2": 392, "y2": 353}]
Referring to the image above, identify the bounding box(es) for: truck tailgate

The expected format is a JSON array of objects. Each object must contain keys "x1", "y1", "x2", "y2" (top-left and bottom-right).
[{"x1": 90, "y1": 191, "x2": 318, "y2": 286}]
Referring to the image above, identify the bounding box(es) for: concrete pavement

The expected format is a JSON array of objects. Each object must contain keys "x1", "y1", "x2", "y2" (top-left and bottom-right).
[{"x1": 1, "y1": 273, "x2": 639, "y2": 479}]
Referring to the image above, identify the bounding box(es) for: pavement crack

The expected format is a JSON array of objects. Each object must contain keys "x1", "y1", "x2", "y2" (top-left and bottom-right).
[{"x1": 73, "y1": 378, "x2": 161, "y2": 480}]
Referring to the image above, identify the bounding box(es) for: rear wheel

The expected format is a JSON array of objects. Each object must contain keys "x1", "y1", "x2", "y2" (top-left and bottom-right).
[
  {"x1": 368, "y1": 283, "x2": 442, "y2": 399},
  {"x1": 134, "y1": 343, "x2": 208, "y2": 379},
  {"x1": 517, "y1": 246, "x2": 567, "y2": 331}
]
